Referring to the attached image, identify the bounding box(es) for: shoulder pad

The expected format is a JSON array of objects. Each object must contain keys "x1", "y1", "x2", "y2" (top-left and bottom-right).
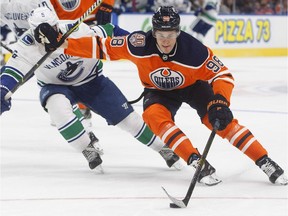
[
  {"x1": 175, "y1": 32, "x2": 209, "y2": 67},
  {"x1": 127, "y1": 31, "x2": 157, "y2": 57}
]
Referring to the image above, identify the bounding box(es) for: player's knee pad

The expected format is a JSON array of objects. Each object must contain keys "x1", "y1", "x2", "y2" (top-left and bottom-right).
[
  {"x1": 45, "y1": 94, "x2": 75, "y2": 127},
  {"x1": 221, "y1": 119, "x2": 242, "y2": 141},
  {"x1": 143, "y1": 104, "x2": 174, "y2": 136},
  {"x1": 116, "y1": 111, "x2": 145, "y2": 137}
]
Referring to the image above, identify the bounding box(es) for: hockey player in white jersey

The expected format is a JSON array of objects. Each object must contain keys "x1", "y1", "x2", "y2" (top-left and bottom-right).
[
  {"x1": 0, "y1": 7, "x2": 185, "y2": 173},
  {"x1": 0, "y1": 0, "x2": 93, "y2": 122},
  {"x1": 189, "y1": 0, "x2": 221, "y2": 42},
  {"x1": 0, "y1": 0, "x2": 42, "y2": 64},
  {"x1": 0, "y1": 0, "x2": 52, "y2": 37}
]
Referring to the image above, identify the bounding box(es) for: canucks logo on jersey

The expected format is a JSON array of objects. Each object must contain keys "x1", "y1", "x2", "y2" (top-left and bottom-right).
[
  {"x1": 57, "y1": 61, "x2": 84, "y2": 82},
  {"x1": 150, "y1": 68, "x2": 184, "y2": 90},
  {"x1": 21, "y1": 34, "x2": 35, "y2": 45}
]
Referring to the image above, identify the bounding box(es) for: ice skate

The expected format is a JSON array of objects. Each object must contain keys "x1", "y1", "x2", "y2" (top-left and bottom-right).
[
  {"x1": 256, "y1": 156, "x2": 288, "y2": 185},
  {"x1": 82, "y1": 132, "x2": 103, "y2": 172},
  {"x1": 159, "y1": 146, "x2": 184, "y2": 170},
  {"x1": 88, "y1": 132, "x2": 104, "y2": 155},
  {"x1": 189, "y1": 153, "x2": 222, "y2": 186}
]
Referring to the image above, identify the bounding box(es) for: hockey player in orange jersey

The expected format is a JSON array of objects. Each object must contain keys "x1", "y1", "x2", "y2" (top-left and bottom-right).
[
  {"x1": 48, "y1": 0, "x2": 114, "y2": 23},
  {"x1": 36, "y1": 6, "x2": 287, "y2": 185}
]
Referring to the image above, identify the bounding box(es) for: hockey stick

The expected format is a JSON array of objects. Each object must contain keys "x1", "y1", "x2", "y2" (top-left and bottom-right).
[
  {"x1": 0, "y1": 41, "x2": 13, "y2": 53},
  {"x1": 128, "y1": 91, "x2": 145, "y2": 104},
  {"x1": 4, "y1": 0, "x2": 103, "y2": 100},
  {"x1": 162, "y1": 119, "x2": 220, "y2": 208}
]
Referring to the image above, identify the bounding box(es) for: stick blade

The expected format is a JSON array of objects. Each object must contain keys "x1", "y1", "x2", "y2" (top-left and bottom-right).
[{"x1": 162, "y1": 186, "x2": 187, "y2": 208}]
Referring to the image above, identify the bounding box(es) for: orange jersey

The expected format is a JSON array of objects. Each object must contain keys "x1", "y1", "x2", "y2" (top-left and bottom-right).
[
  {"x1": 64, "y1": 29, "x2": 270, "y2": 165},
  {"x1": 65, "y1": 30, "x2": 234, "y2": 102},
  {"x1": 49, "y1": 0, "x2": 114, "y2": 20}
]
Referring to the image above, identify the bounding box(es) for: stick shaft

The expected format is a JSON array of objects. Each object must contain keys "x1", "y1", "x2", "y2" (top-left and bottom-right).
[
  {"x1": 183, "y1": 120, "x2": 220, "y2": 205},
  {"x1": 163, "y1": 119, "x2": 220, "y2": 208},
  {"x1": 1, "y1": 41, "x2": 13, "y2": 53}
]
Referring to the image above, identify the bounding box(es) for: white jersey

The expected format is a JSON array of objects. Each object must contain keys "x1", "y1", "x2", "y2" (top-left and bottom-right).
[
  {"x1": 200, "y1": 0, "x2": 221, "y2": 24},
  {"x1": 0, "y1": 0, "x2": 54, "y2": 37},
  {"x1": 3, "y1": 21, "x2": 109, "y2": 86}
]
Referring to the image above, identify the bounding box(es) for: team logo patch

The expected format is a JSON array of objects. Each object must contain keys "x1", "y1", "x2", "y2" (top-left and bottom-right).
[
  {"x1": 59, "y1": 0, "x2": 80, "y2": 11},
  {"x1": 21, "y1": 34, "x2": 35, "y2": 46},
  {"x1": 129, "y1": 33, "x2": 145, "y2": 47},
  {"x1": 57, "y1": 61, "x2": 83, "y2": 82},
  {"x1": 150, "y1": 68, "x2": 184, "y2": 90}
]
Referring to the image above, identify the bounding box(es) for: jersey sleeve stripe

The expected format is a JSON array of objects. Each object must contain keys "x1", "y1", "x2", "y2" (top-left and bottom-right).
[
  {"x1": 207, "y1": 70, "x2": 233, "y2": 83},
  {"x1": 100, "y1": 38, "x2": 110, "y2": 60},
  {"x1": 92, "y1": 37, "x2": 97, "y2": 59},
  {"x1": 213, "y1": 77, "x2": 235, "y2": 85}
]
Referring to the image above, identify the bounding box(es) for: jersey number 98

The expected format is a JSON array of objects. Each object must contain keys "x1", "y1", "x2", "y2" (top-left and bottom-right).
[
  {"x1": 111, "y1": 38, "x2": 125, "y2": 47},
  {"x1": 206, "y1": 56, "x2": 224, "y2": 73}
]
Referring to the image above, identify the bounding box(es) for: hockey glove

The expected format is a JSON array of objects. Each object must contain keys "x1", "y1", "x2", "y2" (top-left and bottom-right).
[
  {"x1": 34, "y1": 23, "x2": 63, "y2": 52},
  {"x1": 207, "y1": 94, "x2": 233, "y2": 131},
  {"x1": 95, "y1": 3, "x2": 113, "y2": 25},
  {"x1": 0, "y1": 86, "x2": 11, "y2": 115}
]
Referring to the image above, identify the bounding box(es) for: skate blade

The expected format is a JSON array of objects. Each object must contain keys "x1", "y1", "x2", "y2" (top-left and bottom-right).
[
  {"x1": 172, "y1": 160, "x2": 184, "y2": 170},
  {"x1": 95, "y1": 164, "x2": 104, "y2": 174},
  {"x1": 275, "y1": 174, "x2": 288, "y2": 185},
  {"x1": 198, "y1": 173, "x2": 222, "y2": 186}
]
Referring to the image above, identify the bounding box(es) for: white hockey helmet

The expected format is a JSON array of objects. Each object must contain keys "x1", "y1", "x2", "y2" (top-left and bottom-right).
[{"x1": 28, "y1": 7, "x2": 59, "y2": 30}]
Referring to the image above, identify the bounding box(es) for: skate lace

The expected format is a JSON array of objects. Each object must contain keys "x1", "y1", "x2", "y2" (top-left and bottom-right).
[
  {"x1": 93, "y1": 143, "x2": 104, "y2": 155},
  {"x1": 190, "y1": 159, "x2": 220, "y2": 185},
  {"x1": 191, "y1": 159, "x2": 200, "y2": 169},
  {"x1": 88, "y1": 132, "x2": 104, "y2": 155},
  {"x1": 83, "y1": 145, "x2": 99, "y2": 162},
  {"x1": 191, "y1": 158, "x2": 207, "y2": 169},
  {"x1": 261, "y1": 161, "x2": 276, "y2": 177}
]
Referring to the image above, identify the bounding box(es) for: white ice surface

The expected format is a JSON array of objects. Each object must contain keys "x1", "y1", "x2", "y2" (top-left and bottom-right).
[{"x1": 1, "y1": 57, "x2": 288, "y2": 216}]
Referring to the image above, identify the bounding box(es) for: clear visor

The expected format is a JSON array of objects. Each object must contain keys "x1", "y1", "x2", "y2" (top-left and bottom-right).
[{"x1": 154, "y1": 31, "x2": 180, "y2": 39}]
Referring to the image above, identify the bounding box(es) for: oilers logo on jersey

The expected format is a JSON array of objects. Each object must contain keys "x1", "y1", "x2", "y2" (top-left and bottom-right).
[
  {"x1": 150, "y1": 68, "x2": 184, "y2": 90},
  {"x1": 59, "y1": 0, "x2": 80, "y2": 11}
]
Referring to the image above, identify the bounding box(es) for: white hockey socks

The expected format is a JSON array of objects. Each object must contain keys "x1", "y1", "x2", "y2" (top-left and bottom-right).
[
  {"x1": 45, "y1": 94, "x2": 90, "y2": 152},
  {"x1": 116, "y1": 111, "x2": 164, "y2": 152}
]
